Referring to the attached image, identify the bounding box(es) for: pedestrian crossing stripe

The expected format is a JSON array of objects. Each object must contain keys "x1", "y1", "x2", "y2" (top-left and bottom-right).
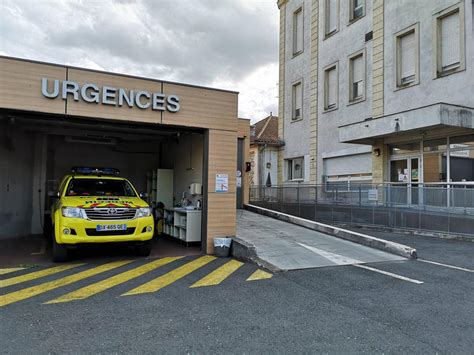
[
  {"x1": 247, "y1": 269, "x2": 273, "y2": 281},
  {"x1": 0, "y1": 268, "x2": 27, "y2": 276},
  {"x1": 1, "y1": 264, "x2": 84, "y2": 288},
  {"x1": 45, "y1": 257, "x2": 183, "y2": 304},
  {"x1": 0, "y1": 257, "x2": 273, "y2": 307},
  {"x1": 123, "y1": 255, "x2": 217, "y2": 296},
  {"x1": 190, "y1": 259, "x2": 244, "y2": 288},
  {"x1": 0, "y1": 260, "x2": 132, "y2": 307}
]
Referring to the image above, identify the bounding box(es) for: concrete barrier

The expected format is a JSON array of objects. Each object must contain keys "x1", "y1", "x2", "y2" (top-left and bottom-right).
[{"x1": 245, "y1": 204, "x2": 418, "y2": 259}]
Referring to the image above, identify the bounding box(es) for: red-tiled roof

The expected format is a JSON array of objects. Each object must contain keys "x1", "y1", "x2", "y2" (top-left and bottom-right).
[{"x1": 250, "y1": 115, "x2": 284, "y2": 146}]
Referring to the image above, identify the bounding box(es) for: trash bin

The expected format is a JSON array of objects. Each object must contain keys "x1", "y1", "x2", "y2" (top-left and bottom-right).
[{"x1": 214, "y1": 237, "x2": 232, "y2": 257}]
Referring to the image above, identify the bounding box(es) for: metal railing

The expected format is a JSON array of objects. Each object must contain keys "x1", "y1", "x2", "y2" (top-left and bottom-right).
[{"x1": 249, "y1": 183, "x2": 474, "y2": 237}]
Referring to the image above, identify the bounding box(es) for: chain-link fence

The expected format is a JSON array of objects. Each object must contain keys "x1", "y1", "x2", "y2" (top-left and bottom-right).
[{"x1": 249, "y1": 183, "x2": 474, "y2": 237}]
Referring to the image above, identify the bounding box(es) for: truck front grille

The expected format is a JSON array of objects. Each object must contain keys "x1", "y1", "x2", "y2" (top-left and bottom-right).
[{"x1": 84, "y1": 208, "x2": 137, "y2": 220}]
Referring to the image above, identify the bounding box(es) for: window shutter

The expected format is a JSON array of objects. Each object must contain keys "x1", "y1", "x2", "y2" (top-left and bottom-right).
[
  {"x1": 400, "y1": 31, "x2": 415, "y2": 80},
  {"x1": 293, "y1": 82, "x2": 302, "y2": 119},
  {"x1": 328, "y1": 68, "x2": 337, "y2": 107},
  {"x1": 295, "y1": 10, "x2": 303, "y2": 53},
  {"x1": 352, "y1": 55, "x2": 364, "y2": 98},
  {"x1": 328, "y1": 0, "x2": 337, "y2": 33},
  {"x1": 441, "y1": 12, "x2": 460, "y2": 68}
]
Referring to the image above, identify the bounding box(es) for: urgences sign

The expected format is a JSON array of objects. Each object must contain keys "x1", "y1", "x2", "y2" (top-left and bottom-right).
[{"x1": 41, "y1": 78, "x2": 180, "y2": 113}]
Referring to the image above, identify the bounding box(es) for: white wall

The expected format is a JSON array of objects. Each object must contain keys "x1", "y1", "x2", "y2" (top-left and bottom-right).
[
  {"x1": 383, "y1": 0, "x2": 474, "y2": 116},
  {"x1": 162, "y1": 133, "x2": 204, "y2": 207},
  {"x1": 283, "y1": 0, "x2": 313, "y2": 163},
  {"x1": 317, "y1": 0, "x2": 373, "y2": 183}
]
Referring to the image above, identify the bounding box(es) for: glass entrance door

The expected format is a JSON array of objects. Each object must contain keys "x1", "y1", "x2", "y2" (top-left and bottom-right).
[{"x1": 390, "y1": 157, "x2": 421, "y2": 205}]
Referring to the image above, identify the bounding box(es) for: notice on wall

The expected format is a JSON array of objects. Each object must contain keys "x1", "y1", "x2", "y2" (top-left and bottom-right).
[
  {"x1": 215, "y1": 174, "x2": 229, "y2": 193},
  {"x1": 368, "y1": 189, "x2": 378, "y2": 201}
]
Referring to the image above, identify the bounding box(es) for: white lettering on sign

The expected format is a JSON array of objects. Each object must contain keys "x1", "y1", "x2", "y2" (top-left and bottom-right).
[{"x1": 41, "y1": 78, "x2": 180, "y2": 113}]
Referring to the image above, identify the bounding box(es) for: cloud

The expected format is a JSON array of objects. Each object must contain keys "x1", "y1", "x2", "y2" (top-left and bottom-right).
[{"x1": 0, "y1": 0, "x2": 279, "y2": 121}]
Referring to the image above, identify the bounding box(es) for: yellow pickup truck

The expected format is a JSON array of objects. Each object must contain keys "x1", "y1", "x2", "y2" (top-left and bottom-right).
[{"x1": 51, "y1": 168, "x2": 154, "y2": 262}]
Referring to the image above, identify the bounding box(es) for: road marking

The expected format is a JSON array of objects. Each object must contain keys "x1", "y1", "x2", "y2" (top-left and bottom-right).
[
  {"x1": 246, "y1": 269, "x2": 273, "y2": 281},
  {"x1": 296, "y1": 242, "x2": 363, "y2": 265},
  {"x1": 0, "y1": 260, "x2": 132, "y2": 307},
  {"x1": 418, "y1": 259, "x2": 474, "y2": 273},
  {"x1": 190, "y1": 259, "x2": 244, "y2": 288},
  {"x1": 354, "y1": 264, "x2": 424, "y2": 284},
  {"x1": 123, "y1": 255, "x2": 216, "y2": 296},
  {"x1": 45, "y1": 257, "x2": 183, "y2": 304},
  {"x1": 0, "y1": 268, "x2": 26, "y2": 276},
  {"x1": 0, "y1": 264, "x2": 84, "y2": 288}
]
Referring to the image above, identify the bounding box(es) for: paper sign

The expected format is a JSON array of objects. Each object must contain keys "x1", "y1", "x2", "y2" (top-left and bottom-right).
[
  {"x1": 236, "y1": 177, "x2": 242, "y2": 188},
  {"x1": 368, "y1": 189, "x2": 378, "y2": 201},
  {"x1": 215, "y1": 174, "x2": 228, "y2": 193}
]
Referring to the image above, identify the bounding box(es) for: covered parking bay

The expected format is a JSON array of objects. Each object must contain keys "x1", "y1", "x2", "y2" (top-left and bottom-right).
[{"x1": 0, "y1": 56, "x2": 250, "y2": 263}]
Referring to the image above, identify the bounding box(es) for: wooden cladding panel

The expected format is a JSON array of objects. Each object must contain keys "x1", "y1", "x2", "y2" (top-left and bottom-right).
[
  {"x1": 162, "y1": 83, "x2": 238, "y2": 131},
  {"x1": 206, "y1": 129, "x2": 238, "y2": 254},
  {"x1": 208, "y1": 129, "x2": 237, "y2": 194},
  {"x1": 206, "y1": 193, "x2": 237, "y2": 254},
  {"x1": 0, "y1": 58, "x2": 66, "y2": 114},
  {"x1": 66, "y1": 69, "x2": 163, "y2": 124}
]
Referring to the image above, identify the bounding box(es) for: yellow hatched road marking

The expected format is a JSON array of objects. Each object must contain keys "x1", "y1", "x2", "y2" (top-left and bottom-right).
[
  {"x1": 0, "y1": 260, "x2": 132, "y2": 307},
  {"x1": 190, "y1": 259, "x2": 244, "y2": 288},
  {"x1": 123, "y1": 255, "x2": 216, "y2": 296},
  {"x1": 246, "y1": 269, "x2": 273, "y2": 281},
  {"x1": 0, "y1": 264, "x2": 84, "y2": 288},
  {"x1": 46, "y1": 257, "x2": 183, "y2": 304},
  {"x1": 0, "y1": 268, "x2": 26, "y2": 276}
]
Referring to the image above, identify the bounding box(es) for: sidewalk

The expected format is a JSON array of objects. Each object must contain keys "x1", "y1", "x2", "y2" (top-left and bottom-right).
[{"x1": 236, "y1": 210, "x2": 405, "y2": 271}]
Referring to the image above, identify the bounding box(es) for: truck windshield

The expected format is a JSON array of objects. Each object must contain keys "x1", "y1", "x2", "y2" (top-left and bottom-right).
[{"x1": 65, "y1": 179, "x2": 137, "y2": 197}]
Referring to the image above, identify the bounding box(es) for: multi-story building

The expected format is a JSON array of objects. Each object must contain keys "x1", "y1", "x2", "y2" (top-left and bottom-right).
[{"x1": 277, "y1": 0, "x2": 474, "y2": 192}]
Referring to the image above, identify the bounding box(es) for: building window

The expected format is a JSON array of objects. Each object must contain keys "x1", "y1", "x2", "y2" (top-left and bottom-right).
[
  {"x1": 286, "y1": 157, "x2": 304, "y2": 181},
  {"x1": 293, "y1": 7, "x2": 304, "y2": 56},
  {"x1": 324, "y1": 62, "x2": 338, "y2": 111},
  {"x1": 292, "y1": 81, "x2": 303, "y2": 120},
  {"x1": 395, "y1": 23, "x2": 419, "y2": 88},
  {"x1": 324, "y1": 0, "x2": 339, "y2": 38},
  {"x1": 349, "y1": 0, "x2": 365, "y2": 23},
  {"x1": 348, "y1": 50, "x2": 365, "y2": 103},
  {"x1": 433, "y1": 3, "x2": 466, "y2": 77}
]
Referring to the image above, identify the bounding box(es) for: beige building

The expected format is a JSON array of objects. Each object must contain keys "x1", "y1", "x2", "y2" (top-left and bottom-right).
[
  {"x1": 0, "y1": 56, "x2": 250, "y2": 254},
  {"x1": 277, "y1": 0, "x2": 474, "y2": 194}
]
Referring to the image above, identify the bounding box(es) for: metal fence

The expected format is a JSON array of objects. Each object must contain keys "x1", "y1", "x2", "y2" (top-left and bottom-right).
[{"x1": 249, "y1": 183, "x2": 474, "y2": 237}]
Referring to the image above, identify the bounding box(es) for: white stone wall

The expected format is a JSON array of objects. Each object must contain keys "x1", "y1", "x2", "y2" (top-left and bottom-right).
[{"x1": 383, "y1": 0, "x2": 474, "y2": 116}]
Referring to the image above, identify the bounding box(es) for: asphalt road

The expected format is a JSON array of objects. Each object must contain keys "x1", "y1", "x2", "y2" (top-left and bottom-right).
[{"x1": 1, "y1": 234, "x2": 473, "y2": 354}]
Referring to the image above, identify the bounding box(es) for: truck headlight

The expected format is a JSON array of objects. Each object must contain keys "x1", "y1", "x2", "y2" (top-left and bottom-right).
[
  {"x1": 62, "y1": 207, "x2": 84, "y2": 218},
  {"x1": 136, "y1": 207, "x2": 152, "y2": 218}
]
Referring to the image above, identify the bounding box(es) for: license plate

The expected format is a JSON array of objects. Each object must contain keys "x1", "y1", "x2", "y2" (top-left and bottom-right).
[{"x1": 96, "y1": 224, "x2": 127, "y2": 232}]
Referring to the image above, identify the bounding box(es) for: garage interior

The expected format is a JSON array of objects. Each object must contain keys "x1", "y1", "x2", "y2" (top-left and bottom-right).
[{"x1": 0, "y1": 111, "x2": 210, "y2": 262}]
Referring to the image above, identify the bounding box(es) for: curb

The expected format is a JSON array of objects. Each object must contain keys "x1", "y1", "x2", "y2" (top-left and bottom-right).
[
  {"x1": 333, "y1": 223, "x2": 474, "y2": 243},
  {"x1": 231, "y1": 237, "x2": 282, "y2": 273},
  {"x1": 245, "y1": 204, "x2": 418, "y2": 260}
]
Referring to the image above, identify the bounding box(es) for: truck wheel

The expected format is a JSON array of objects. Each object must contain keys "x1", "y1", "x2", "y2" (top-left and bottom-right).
[
  {"x1": 52, "y1": 238, "x2": 68, "y2": 262},
  {"x1": 135, "y1": 240, "x2": 152, "y2": 257}
]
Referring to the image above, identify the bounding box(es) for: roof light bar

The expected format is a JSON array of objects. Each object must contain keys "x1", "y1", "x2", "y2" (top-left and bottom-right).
[{"x1": 71, "y1": 167, "x2": 120, "y2": 176}]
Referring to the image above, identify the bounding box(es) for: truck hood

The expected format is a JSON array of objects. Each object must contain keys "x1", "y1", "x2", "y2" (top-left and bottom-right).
[{"x1": 62, "y1": 196, "x2": 148, "y2": 209}]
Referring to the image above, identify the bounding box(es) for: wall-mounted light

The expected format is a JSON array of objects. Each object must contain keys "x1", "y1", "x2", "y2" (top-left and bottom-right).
[{"x1": 373, "y1": 148, "x2": 381, "y2": 157}]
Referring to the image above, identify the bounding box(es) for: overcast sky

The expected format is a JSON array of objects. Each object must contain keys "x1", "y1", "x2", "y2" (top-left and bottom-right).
[{"x1": 0, "y1": 0, "x2": 279, "y2": 122}]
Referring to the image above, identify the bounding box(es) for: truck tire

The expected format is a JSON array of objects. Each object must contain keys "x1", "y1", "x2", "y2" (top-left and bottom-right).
[
  {"x1": 135, "y1": 240, "x2": 152, "y2": 257},
  {"x1": 52, "y1": 238, "x2": 68, "y2": 262}
]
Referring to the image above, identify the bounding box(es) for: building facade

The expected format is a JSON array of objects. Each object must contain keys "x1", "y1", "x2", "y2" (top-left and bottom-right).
[
  {"x1": 250, "y1": 115, "x2": 284, "y2": 187},
  {"x1": 277, "y1": 0, "x2": 474, "y2": 190},
  {"x1": 0, "y1": 56, "x2": 250, "y2": 254}
]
